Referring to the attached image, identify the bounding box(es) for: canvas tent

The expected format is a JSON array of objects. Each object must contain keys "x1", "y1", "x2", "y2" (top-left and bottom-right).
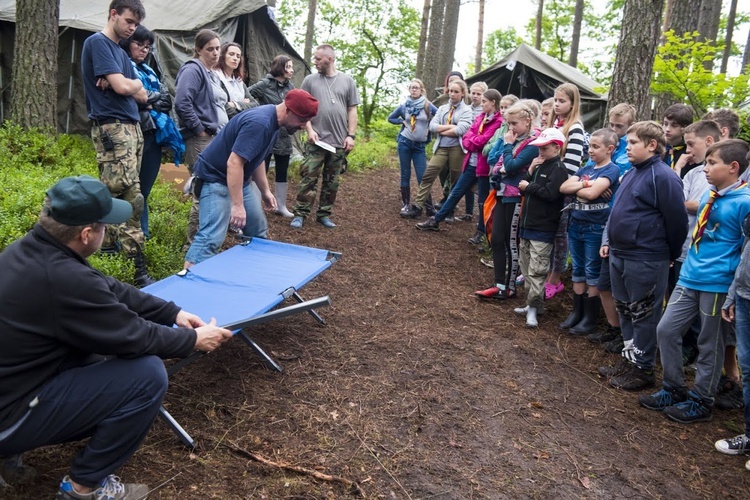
[
  {"x1": 0, "y1": 0, "x2": 307, "y2": 134},
  {"x1": 467, "y1": 43, "x2": 608, "y2": 130}
]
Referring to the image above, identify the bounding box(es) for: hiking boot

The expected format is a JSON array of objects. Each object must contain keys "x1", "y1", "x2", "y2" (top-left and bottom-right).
[
  {"x1": 290, "y1": 216, "x2": 304, "y2": 228},
  {"x1": 0, "y1": 455, "x2": 37, "y2": 485},
  {"x1": 480, "y1": 257, "x2": 494, "y2": 269},
  {"x1": 588, "y1": 325, "x2": 621, "y2": 344},
  {"x1": 456, "y1": 213, "x2": 473, "y2": 222},
  {"x1": 603, "y1": 334, "x2": 625, "y2": 354},
  {"x1": 597, "y1": 357, "x2": 630, "y2": 379},
  {"x1": 415, "y1": 217, "x2": 440, "y2": 231},
  {"x1": 400, "y1": 204, "x2": 422, "y2": 219},
  {"x1": 425, "y1": 203, "x2": 437, "y2": 217},
  {"x1": 475, "y1": 286, "x2": 516, "y2": 300},
  {"x1": 715, "y1": 434, "x2": 750, "y2": 455},
  {"x1": 316, "y1": 216, "x2": 337, "y2": 228},
  {"x1": 639, "y1": 388, "x2": 688, "y2": 411},
  {"x1": 663, "y1": 392, "x2": 712, "y2": 423},
  {"x1": 715, "y1": 376, "x2": 745, "y2": 410},
  {"x1": 467, "y1": 230, "x2": 484, "y2": 245},
  {"x1": 559, "y1": 293, "x2": 584, "y2": 330},
  {"x1": 444, "y1": 212, "x2": 455, "y2": 224},
  {"x1": 132, "y1": 252, "x2": 155, "y2": 288},
  {"x1": 609, "y1": 363, "x2": 655, "y2": 391},
  {"x1": 57, "y1": 474, "x2": 149, "y2": 500}
]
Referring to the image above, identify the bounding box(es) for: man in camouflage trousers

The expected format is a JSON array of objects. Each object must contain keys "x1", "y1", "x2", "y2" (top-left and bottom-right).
[
  {"x1": 81, "y1": 0, "x2": 154, "y2": 286},
  {"x1": 290, "y1": 44, "x2": 360, "y2": 229}
]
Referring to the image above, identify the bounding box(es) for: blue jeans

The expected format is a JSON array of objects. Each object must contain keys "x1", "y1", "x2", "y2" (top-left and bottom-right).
[
  {"x1": 397, "y1": 136, "x2": 427, "y2": 187},
  {"x1": 434, "y1": 166, "x2": 477, "y2": 222},
  {"x1": 140, "y1": 131, "x2": 162, "y2": 239},
  {"x1": 0, "y1": 357, "x2": 167, "y2": 488},
  {"x1": 735, "y1": 296, "x2": 750, "y2": 436},
  {"x1": 609, "y1": 255, "x2": 670, "y2": 371},
  {"x1": 185, "y1": 181, "x2": 267, "y2": 265},
  {"x1": 568, "y1": 219, "x2": 605, "y2": 286}
]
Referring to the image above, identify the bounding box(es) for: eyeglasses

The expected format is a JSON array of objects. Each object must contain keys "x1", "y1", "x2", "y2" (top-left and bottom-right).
[
  {"x1": 409, "y1": 86, "x2": 421, "y2": 90},
  {"x1": 133, "y1": 41, "x2": 151, "y2": 52}
]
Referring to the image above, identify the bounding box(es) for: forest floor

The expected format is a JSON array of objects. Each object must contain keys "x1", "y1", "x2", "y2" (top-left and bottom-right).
[{"x1": 9, "y1": 163, "x2": 750, "y2": 499}]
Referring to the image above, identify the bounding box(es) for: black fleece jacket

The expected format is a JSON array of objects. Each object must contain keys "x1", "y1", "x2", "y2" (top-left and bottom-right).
[
  {"x1": 519, "y1": 156, "x2": 568, "y2": 233},
  {"x1": 0, "y1": 225, "x2": 197, "y2": 429}
]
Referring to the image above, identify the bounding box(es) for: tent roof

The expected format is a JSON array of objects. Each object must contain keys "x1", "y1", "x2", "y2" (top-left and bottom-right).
[
  {"x1": 468, "y1": 43, "x2": 606, "y2": 100},
  {"x1": 0, "y1": 0, "x2": 271, "y2": 32}
]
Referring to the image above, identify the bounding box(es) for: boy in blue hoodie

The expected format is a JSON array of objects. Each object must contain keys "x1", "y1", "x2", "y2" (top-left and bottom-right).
[
  {"x1": 640, "y1": 140, "x2": 750, "y2": 422},
  {"x1": 598, "y1": 121, "x2": 688, "y2": 390}
]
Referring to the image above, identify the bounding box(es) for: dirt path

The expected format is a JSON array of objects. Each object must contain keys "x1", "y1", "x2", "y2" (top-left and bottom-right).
[{"x1": 13, "y1": 166, "x2": 750, "y2": 499}]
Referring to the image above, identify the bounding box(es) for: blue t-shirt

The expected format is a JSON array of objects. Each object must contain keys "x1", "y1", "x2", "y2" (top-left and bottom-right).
[
  {"x1": 571, "y1": 161, "x2": 620, "y2": 225},
  {"x1": 81, "y1": 32, "x2": 140, "y2": 122},
  {"x1": 195, "y1": 105, "x2": 279, "y2": 185}
]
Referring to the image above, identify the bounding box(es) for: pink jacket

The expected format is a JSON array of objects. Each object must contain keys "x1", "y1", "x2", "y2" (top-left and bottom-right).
[{"x1": 461, "y1": 112, "x2": 504, "y2": 176}]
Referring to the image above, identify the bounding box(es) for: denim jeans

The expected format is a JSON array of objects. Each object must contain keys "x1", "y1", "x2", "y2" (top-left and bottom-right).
[
  {"x1": 735, "y1": 296, "x2": 750, "y2": 436},
  {"x1": 568, "y1": 219, "x2": 605, "y2": 286},
  {"x1": 434, "y1": 166, "x2": 477, "y2": 222},
  {"x1": 185, "y1": 181, "x2": 267, "y2": 265},
  {"x1": 0, "y1": 357, "x2": 167, "y2": 488},
  {"x1": 397, "y1": 136, "x2": 427, "y2": 187},
  {"x1": 609, "y1": 255, "x2": 670, "y2": 370}
]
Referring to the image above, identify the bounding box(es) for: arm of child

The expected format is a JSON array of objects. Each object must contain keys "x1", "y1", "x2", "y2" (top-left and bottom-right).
[
  {"x1": 523, "y1": 164, "x2": 567, "y2": 201},
  {"x1": 559, "y1": 175, "x2": 583, "y2": 194},
  {"x1": 576, "y1": 177, "x2": 613, "y2": 200},
  {"x1": 503, "y1": 144, "x2": 539, "y2": 174}
]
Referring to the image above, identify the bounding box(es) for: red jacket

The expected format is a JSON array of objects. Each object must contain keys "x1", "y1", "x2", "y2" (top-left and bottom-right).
[{"x1": 461, "y1": 112, "x2": 504, "y2": 177}]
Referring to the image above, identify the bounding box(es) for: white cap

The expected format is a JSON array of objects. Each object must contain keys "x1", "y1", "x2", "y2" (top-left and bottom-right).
[{"x1": 530, "y1": 128, "x2": 566, "y2": 147}]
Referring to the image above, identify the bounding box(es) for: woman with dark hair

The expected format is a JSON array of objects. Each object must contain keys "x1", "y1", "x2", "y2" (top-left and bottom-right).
[
  {"x1": 120, "y1": 25, "x2": 184, "y2": 239},
  {"x1": 215, "y1": 42, "x2": 258, "y2": 119},
  {"x1": 175, "y1": 29, "x2": 225, "y2": 246},
  {"x1": 248, "y1": 54, "x2": 296, "y2": 217}
]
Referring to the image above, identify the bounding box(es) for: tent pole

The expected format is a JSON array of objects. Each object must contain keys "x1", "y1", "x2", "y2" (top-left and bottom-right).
[{"x1": 65, "y1": 35, "x2": 76, "y2": 134}]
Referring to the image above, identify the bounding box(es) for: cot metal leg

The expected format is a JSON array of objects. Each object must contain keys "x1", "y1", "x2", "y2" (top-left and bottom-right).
[
  {"x1": 292, "y1": 292, "x2": 326, "y2": 325},
  {"x1": 237, "y1": 331, "x2": 283, "y2": 373},
  {"x1": 157, "y1": 407, "x2": 196, "y2": 449}
]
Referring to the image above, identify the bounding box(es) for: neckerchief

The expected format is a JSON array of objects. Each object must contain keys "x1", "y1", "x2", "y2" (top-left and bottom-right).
[
  {"x1": 666, "y1": 144, "x2": 685, "y2": 170},
  {"x1": 446, "y1": 104, "x2": 456, "y2": 125},
  {"x1": 405, "y1": 96, "x2": 425, "y2": 132},
  {"x1": 478, "y1": 113, "x2": 493, "y2": 134},
  {"x1": 691, "y1": 180, "x2": 748, "y2": 251}
]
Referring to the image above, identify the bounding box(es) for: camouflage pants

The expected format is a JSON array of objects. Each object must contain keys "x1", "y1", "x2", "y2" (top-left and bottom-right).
[
  {"x1": 293, "y1": 142, "x2": 347, "y2": 219},
  {"x1": 91, "y1": 122, "x2": 144, "y2": 256},
  {"x1": 519, "y1": 238, "x2": 553, "y2": 312}
]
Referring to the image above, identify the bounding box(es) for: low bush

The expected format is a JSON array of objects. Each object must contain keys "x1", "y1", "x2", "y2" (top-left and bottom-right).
[{"x1": 0, "y1": 123, "x2": 190, "y2": 284}]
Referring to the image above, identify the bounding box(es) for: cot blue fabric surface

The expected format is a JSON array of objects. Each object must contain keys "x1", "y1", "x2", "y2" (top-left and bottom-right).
[{"x1": 143, "y1": 239, "x2": 333, "y2": 328}]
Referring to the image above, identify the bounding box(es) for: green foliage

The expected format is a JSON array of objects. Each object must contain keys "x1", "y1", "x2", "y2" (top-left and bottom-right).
[
  {"x1": 482, "y1": 27, "x2": 524, "y2": 68},
  {"x1": 652, "y1": 31, "x2": 750, "y2": 117},
  {"x1": 0, "y1": 123, "x2": 191, "y2": 284},
  {"x1": 345, "y1": 119, "x2": 398, "y2": 172}
]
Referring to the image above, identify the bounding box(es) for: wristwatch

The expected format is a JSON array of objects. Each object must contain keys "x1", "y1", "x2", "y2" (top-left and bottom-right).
[{"x1": 347, "y1": 134, "x2": 356, "y2": 139}]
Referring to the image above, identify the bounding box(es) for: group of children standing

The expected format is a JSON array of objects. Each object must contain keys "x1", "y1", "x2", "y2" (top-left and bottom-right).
[{"x1": 391, "y1": 77, "x2": 750, "y2": 472}]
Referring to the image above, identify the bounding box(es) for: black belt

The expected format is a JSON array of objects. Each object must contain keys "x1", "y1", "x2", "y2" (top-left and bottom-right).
[{"x1": 92, "y1": 118, "x2": 138, "y2": 126}]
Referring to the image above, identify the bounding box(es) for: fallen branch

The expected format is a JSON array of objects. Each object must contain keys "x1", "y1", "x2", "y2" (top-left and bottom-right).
[{"x1": 222, "y1": 440, "x2": 364, "y2": 497}]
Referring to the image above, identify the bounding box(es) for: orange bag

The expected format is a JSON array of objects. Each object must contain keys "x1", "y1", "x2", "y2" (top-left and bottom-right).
[{"x1": 483, "y1": 189, "x2": 497, "y2": 245}]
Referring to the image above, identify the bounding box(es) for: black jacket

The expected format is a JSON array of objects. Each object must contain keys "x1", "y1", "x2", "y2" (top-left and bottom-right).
[
  {"x1": 519, "y1": 156, "x2": 567, "y2": 233},
  {"x1": 248, "y1": 74, "x2": 295, "y2": 155},
  {"x1": 0, "y1": 225, "x2": 197, "y2": 430}
]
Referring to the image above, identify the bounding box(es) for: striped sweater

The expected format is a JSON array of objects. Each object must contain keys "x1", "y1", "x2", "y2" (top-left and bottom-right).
[{"x1": 559, "y1": 121, "x2": 585, "y2": 176}]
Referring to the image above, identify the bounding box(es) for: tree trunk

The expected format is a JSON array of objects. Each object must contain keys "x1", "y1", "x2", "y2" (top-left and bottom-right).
[
  {"x1": 438, "y1": 0, "x2": 460, "y2": 88},
  {"x1": 608, "y1": 0, "x2": 665, "y2": 121},
  {"x1": 10, "y1": 0, "x2": 59, "y2": 130},
  {"x1": 743, "y1": 28, "x2": 750, "y2": 72},
  {"x1": 698, "y1": 0, "x2": 722, "y2": 42},
  {"x1": 535, "y1": 0, "x2": 544, "y2": 50},
  {"x1": 416, "y1": 0, "x2": 431, "y2": 79},
  {"x1": 720, "y1": 0, "x2": 738, "y2": 74},
  {"x1": 303, "y1": 0, "x2": 317, "y2": 66},
  {"x1": 660, "y1": 0, "x2": 672, "y2": 45},
  {"x1": 474, "y1": 0, "x2": 485, "y2": 73},
  {"x1": 568, "y1": 0, "x2": 584, "y2": 67},
  {"x1": 423, "y1": 0, "x2": 445, "y2": 97}
]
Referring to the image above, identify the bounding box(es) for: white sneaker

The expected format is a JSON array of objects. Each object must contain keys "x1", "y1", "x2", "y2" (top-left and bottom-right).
[
  {"x1": 513, "y1": 305, "x2": 528, "y2": 315},
  {"x1": 526, "y1": 306, "x2": 538, "y2": 327}
]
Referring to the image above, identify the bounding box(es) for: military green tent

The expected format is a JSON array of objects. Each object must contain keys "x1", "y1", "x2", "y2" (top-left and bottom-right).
[{"x1": 0, "y1": 0, "x2": 306, "y2": 134}]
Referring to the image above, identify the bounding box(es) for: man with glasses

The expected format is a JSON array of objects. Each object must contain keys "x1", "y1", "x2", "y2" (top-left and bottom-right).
[{"x1": 81, "y1": 0, "x2": 155, "y2": 287}]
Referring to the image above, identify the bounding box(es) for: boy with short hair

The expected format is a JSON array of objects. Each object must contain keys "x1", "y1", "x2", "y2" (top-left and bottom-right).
[
  {"x1": 511, "y1": 128, "x2": 568, "y2": 327},
  {"x1": 662, "y1": 103, "x2": 694, "y2": 175},
  {"x1": 607, "y1": 103, "x2": 637, "y2": 177},
  {"x1": 703, "y1": 108, "x2": 741, "y2": 141},
  {"x1": 640, "y1": 140, "x2": 750, "y2": 422},
  {"x1": 598, "y1": 121, "x2": 688, "y2": 390}
]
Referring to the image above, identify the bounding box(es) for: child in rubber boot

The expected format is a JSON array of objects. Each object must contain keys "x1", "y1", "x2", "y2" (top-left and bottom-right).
[
  {"x1": 511, "y1": 128, "x2": 567, "y2": 327},
  {"x1": 558, "y1": 128, "x2": 620, "y2": 335},
  {"x1": 640, "y1": 140, "x2": 750, "y2": 422}
]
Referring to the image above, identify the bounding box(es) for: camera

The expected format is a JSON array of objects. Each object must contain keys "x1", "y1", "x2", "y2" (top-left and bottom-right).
[{"x1": 101, "y1": 131, "x2": 114, "y2": 151}]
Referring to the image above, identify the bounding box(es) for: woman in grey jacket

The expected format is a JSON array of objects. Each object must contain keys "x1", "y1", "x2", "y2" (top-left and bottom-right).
[{"x1": 249, "y1": 55, "x2": 296, "y2": 217}]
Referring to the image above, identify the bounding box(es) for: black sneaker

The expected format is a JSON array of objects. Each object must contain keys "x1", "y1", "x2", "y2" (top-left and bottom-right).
[
  {"x1": 603, "y1": 334, "x2": 624, "y2": 354},
  {"x1": 597, "y1": 357, "x2": 630, "y2": 379},
  {"x1": 639, "y1": 388, "x2": 688, "y2": 411},
  {"x1": 714, "y1": 376, "x2": 745, "y2": 410},
  {"x1": 609, "y1": 364, "x2": 655, "y2": 391},
  {"x1": 588, "y1": 326, "x2": 621, "y2": 344},
  {"x1": 456, "y1": 213, "x2": 473, "y2": 221},
  {"x1": 663, "y1": 392, "x2": 712, "y2": 423},
  {"x1": 715, "y1": 434, "x2": 750, "y2": 455},
  {"x1": 415, "y1": 217, "x2": 440, "y2": 231},
  {"x1": 467, "y1": 230, "x2": 484, "y2": 245}
]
